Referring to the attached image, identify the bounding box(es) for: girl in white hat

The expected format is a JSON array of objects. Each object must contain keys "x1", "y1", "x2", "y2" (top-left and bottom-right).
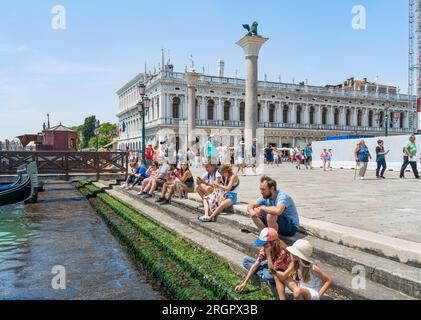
[{"x1": 283, "y1": 239, "x2": 332, "y2": 300}]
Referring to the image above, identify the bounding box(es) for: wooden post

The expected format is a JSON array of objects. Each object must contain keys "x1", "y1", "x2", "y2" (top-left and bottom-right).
[
  {"x1": 96, "y1": 152, "x2": 100, "y2": 181},
  {"x1": 65, "y1": 153, "x2": 69, "y2": 181}
]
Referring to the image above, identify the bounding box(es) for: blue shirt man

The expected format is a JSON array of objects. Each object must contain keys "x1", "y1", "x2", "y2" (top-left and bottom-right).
[
  {"x1": 136, "y1": 166, "x2": 149, "y2": 178},
  {"x1": 247, "y1": 176, "x2": 300, "y2": 237}
]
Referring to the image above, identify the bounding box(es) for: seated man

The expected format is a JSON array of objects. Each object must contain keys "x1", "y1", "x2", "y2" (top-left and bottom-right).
[
  {"x1": 120, "y1": 162, "x2": 139, "y2": 189},
  {"x1": 247, "y1": 176, "x2": 300, "y2": 237},
  {"x1": 127, "y1": 163, "x2": 150, "y2": 190},
  {"x1": 196, "y1": 163, "x2": 221, "y2": 200}
]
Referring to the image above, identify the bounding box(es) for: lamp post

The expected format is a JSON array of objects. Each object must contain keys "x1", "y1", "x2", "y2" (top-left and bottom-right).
[
  {"x1": 94, "y1": 120, "x2": 100, "y2": 151},
  {"x1": 137, "y1": 83, "x2": 150, "y2": 165},
  {"x1": 375, "y1": 103, "x2": 399, "y2": 137}
]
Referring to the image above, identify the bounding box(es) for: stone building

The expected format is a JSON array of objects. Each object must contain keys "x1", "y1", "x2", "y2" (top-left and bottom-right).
[{"x1": 116, "y1": 62, "x2": 414, "y2": 151}]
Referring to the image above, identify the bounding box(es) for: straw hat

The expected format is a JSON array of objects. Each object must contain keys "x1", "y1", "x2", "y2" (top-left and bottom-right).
[{"x1": 287, "y1": 239, "x2": 314, "y2": 264}]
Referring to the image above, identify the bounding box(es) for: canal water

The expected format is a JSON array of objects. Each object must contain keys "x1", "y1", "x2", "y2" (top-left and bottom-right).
[{"x1": 0, "y1": 183, "x2": 166, "y2": 300}]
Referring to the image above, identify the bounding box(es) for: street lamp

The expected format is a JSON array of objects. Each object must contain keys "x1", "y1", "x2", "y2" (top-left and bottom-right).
[
  {"x1": 95, "y1": 120, "x2": 100, "y2": 151},
  {"x1": 374, "y1": 104, "x2": 399, "y2": 137},
  {"x1": 137, "y1": 83, "x2": 150, "y2": 165}
]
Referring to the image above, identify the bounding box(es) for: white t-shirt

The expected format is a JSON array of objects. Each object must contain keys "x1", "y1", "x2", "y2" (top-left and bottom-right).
[{"x1": 201, "y1": 170, "x2": 221, "y2": 183}]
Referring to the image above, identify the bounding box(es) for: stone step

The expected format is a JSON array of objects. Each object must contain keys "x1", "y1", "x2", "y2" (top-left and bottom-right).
[
  {"x1": 169, "y1": 195, "x2": 421, "y2": 298},
  {"x1": 186, "y1": 192, "x2": 421, "y2": 269},
  {"x1": 105, "y1": 186, "x2": 414, "y2": 300}
]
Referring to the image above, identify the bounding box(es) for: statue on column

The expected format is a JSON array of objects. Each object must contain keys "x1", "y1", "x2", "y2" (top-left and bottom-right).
[{"x1": 242, "y1": 22, "x2": 260, "y2": 37}]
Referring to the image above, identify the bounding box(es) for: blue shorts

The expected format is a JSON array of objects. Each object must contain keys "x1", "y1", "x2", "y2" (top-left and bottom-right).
[
  {"x1": 261, "y1": 213, "x2": 297, "y2": 237},
  {"x1": 226, "y1": 192, "x2": 237, "y2": 205}
]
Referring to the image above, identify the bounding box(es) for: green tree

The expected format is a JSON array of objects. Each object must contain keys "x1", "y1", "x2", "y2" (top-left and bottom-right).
[
  {"x1": 81, "y1": 116, "x2": 96, "y2": 149},
  {"x1": 99, "y1": 122, "x2": 117, "y2": 137},
  {"x1": 89, "y1": 136, "x2": 112, "y2": 150}
]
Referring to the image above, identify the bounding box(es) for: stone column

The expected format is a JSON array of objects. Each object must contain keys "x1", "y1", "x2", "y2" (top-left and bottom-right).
[
  {"x1": 316, "y1": 105, "x2": 322, "y2": 124},
  {"x1": 303, "y1": 104, "x2": 309, "y2": 124},
  {"x1": 328, "y1": 106, "x2": 334, "y2": 125},
  {"x1": 185, "y1": 71, "x2": 202, "y2": 148},
  {"x1": 217, "y1": 97, "x2": 223, "y2": 121},
  {"x1": 233, "y1": 99, "x2": 240, "y2": 121},
  {"x1": 290, "y1": 103, "x2": 296, "y2": 124},
  {"x1": 339, "y1": 107, "x2": 346, "y2": 126},
  {"x1": 262, "y1": 102, "x2": 269, "y2": 123},
  {"x1": 236, "y1": 35, "x2": 268, "y2": 156},
  {"x1": 351, "y1": 108, "x2": 358, "y2": 126},
  {"x1": 200, "y1": 97, "x2": 206, "y2": 120},
  {"x1": 362, "y1": 108, "x2": 369, "y2": 127},
  {"x1": 276, "y1": 103, "x2": 282, "y2": 123}
]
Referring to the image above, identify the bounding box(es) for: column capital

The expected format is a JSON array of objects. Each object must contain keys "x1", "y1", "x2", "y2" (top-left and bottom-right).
[
  {"x1": 184, "y1": 71, "x2": 202, "y2": 88},
  {"x1": 236, "y1": 35, "x2": 269, "y2": 57}
]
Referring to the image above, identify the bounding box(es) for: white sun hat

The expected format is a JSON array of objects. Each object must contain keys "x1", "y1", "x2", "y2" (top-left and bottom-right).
[{"x1": 287, "y1": 239, "x2": 314, "y2": 264}]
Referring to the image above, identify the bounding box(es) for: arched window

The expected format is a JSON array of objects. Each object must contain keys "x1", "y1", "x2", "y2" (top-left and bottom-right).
[
  {"x1": 357, "y1": 110, "x2": 363, "y2": 127},
  {"x1": 240, "y1": 102, "x2": 245, "y2": 121},
  {"x1": 258, "y1": 103, "x2": 261, "y2": 122},
  {"x1": 322, "y1": 108, "x2": 328, "y2": 125},
  {"x1": 390, "y1": 112, "x2": 394, "y2": 128},
  {"x1": 346, "y1": 109, "x2": 351, "y2": 126},
  {"x1": 400, "y1": 112, "x2": 404, "y2": 128},
  {"x1": 309, "y1": 107, "x2": 315, "y2": 124},
  {"x1": 296, "y1": 106, "x2": 302, "y2": 124},
  {"x1": 172, "y1": 97, "x2": 180, "y2": 119},
  {"x1": 334, "y1": 109, "x2": 339, "y2": 125},
  {"x1": 224, "y1": 101, "x2": 231, "y2": 121},
  {"x1": 207, "y1": 99, "x2": 215, "y2": 120},
  {"x1": 283, "y1": 105, "x2": 289, "y2": 123},
  {"x1": 379, "y1": 111, "x2": 384, "y2": 127},
  {"x1": 269, "y1": 104, "x2": 276, "y2": 123},
  {"x1": 368, "y1": 110, "x2": 373, "y2": 127}
]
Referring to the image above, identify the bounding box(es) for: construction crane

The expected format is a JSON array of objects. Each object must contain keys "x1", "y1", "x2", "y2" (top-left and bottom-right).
[{"x1": 409, "y1": 0, "x2": 421, "y2": 132}]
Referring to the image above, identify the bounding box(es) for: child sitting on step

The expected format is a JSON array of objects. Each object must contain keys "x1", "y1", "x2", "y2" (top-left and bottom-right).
[
  {"x1": 235, "y1": 228, "x2": 292, "y2": 300},
  {"x1": 281, "y1": 239, "x2": 332, "y2": 300}
]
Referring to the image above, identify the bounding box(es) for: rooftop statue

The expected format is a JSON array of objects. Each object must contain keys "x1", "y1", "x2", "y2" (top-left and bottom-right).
[{"x1": 242, "y1": 22, "x2": 260, "y2": 37}]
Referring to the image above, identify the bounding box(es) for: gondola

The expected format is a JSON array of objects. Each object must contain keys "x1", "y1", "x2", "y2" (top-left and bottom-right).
[
  {"x1": 0, "y1": 161, "x2": 37, "y2": 207},
  {"x1": 0, "y1": 176, "x2": 32, "y2": 206},
  {"x1": 0, "y1": 176, "x2": 22, "y2": 191}
]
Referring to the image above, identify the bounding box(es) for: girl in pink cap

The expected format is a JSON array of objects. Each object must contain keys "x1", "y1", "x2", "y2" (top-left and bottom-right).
[{"x1": 234, "y1": 228, "x2": 291, "y2": 300}]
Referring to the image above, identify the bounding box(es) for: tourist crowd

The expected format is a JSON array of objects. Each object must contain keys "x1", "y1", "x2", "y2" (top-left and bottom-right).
[{"x1": 119, "y1": 136, "x2": 333, "y2": 300}]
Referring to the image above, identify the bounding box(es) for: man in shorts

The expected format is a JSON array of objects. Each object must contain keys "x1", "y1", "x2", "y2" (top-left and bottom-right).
[{"x1": 247, "y1": 176, "x2": 300, "y2": 237}]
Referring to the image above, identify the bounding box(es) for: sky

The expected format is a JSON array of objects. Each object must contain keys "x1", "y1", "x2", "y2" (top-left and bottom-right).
[{"x1": 0, "y1": 0, "x2": 410, "y2": 140}]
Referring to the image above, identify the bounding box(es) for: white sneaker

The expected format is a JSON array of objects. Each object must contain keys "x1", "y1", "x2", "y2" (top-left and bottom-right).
[{"x1": 360, "y1": 177, "x2": 364, "y2": 180}]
